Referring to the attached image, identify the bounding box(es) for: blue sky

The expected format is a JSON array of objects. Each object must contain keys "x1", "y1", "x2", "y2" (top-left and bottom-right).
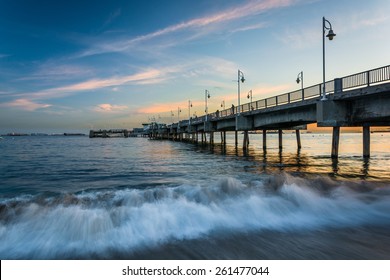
[{"x1": 0, "y1": 0, "x2": 389, "y2": 133}]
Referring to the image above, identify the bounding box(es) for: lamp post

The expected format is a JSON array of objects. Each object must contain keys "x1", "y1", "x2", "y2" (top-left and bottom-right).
[
  {"x1": 188, "y1": 100, "x2": 192, "y2": 119},
  {"x1": 322, "y1": 17, "x2": 336, "y2": 100},
  {"x1": 237, "y1": 70, "x2": 245, "y2": 115},
  {"x1": 221, "y1": 100, "x2": 225, "y2": 110},
  {"x1": 205, "y1": 89, "x2": 210, "y2": 121},
  {"x1": 247, "y1": 90, "x2": 253, "y2": 110},
  {"x1": 296, "y1": 71, "x2": 303, "y2": 90},
  {"x1": 296, "y1": 71, "x2": 304, "y2": 100},
  {"x1": 177, "y1": 107, "x2": 181, "y2": 122},
  {"x1": 170, "y1": 110, "x2": 174, "y2": 124}
]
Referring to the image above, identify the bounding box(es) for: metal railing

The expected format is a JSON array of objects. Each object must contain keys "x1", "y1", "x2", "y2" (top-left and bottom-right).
[{"x1": 175, "y1": 64, "x2": 390, "y2": 126}]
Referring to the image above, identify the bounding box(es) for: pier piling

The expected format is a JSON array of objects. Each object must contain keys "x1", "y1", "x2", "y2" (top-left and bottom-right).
[
  {"x1": 363, "y1": 125, "x2": 370, "y2": 158},
  {"x1": 296, "y1": 130, "x2": 302, "y2": 150},
  {"x1": 331, "y1": 127, "x2": 340, "y2": 158},
  {"x1": 278, "y1": 129, "x2": 283, "y2": 150}
]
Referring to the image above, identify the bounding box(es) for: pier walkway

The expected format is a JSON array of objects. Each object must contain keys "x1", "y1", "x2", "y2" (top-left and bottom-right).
[{"x1": 149, "y1": 65, "x2": 390, "y2": 158}]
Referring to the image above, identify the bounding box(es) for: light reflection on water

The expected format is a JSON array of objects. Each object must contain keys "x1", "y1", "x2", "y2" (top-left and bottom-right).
[{"x1": 193, "y1": 132, "x2": 390, "y2": 181}]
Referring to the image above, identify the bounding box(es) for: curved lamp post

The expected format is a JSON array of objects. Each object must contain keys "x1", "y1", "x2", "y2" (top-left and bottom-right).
[
  {"x1": 188, "y1": 100, "x2": 192, "y2": 124},
  {"x1": 205, "y1": 89, "x2": 210, "y2": 121},
  {"x1": 322, "y1": 17, "x2": 336, "y2": 100},
  {"x1": 221, "y1": 100, "x2": 225, "y2": 110},
  {"x1": 296, "y1": 71, "x2": 304, "y2": 99},
  {"x1": 296, "y1": 71, "x2": 303, "y2": 89},
  {"x1": 237, "y1": 70, "x2": 245, "y2": 115},
  {"x1": 247, "y1": 89, "x2": 253, "y2": 110}
]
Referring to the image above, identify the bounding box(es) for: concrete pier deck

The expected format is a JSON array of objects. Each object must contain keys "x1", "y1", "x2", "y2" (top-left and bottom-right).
[{"x1": 148, "y1": 65, "x2": 390, "y2": 158}]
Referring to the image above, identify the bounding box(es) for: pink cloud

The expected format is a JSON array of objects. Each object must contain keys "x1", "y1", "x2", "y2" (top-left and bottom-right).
[{"x1": 2, "y1": 99, "x2": 52, "y2": 111}]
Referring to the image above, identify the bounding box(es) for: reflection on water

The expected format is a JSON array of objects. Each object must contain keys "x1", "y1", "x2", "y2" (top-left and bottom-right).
[{"x1": 193, "y1": 132, "x2": 390, "y2": 181}]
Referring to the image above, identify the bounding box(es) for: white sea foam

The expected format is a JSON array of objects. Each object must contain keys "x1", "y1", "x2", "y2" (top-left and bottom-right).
[{"x1": 0, "y1": 175, "x2": 390, "y2": 259}]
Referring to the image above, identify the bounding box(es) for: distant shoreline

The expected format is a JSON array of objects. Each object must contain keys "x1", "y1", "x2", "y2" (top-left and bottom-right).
[{"x1": 1, "y1": 132, "x2": 86, "y2": 137}]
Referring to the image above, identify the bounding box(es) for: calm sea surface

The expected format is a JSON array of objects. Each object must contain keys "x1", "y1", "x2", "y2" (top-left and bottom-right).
[{"x1": 1, "y1": 133, "x2": 390, "y2": 259}]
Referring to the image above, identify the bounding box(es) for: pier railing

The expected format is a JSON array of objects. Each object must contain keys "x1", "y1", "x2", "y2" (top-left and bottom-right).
[{"x1": 186, "y1": 64, "x2": 390, "y2": 124}]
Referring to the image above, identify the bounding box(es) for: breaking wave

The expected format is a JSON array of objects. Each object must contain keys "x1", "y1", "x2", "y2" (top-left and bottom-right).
[{"x1": 1, "y1": 174, "x2": 390, "y2": 259}]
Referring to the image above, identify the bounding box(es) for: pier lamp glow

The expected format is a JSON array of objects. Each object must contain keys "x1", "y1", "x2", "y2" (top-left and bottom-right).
[
  {"x1": 247, "y1": 90, "x2": 253, "y2": 110},
  {"x1": 237, "y1": 70, "x2": 245, "y2": 115},
  {"x1": 322, "y1": 17, "x2": 336, "y2": 100},
  {"x1": 205, "y1": 89, "x2": 210, "y2": 121}
]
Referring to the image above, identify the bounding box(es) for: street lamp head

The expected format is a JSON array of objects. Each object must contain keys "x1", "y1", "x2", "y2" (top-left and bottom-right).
[
  {"x1": 296, "y1": 77, "x2": 301, "y2": 84},
  {"x1": 241, "y1": 76, "x2": 245, "y2": 83},
  {"x1": 326, "y1": 29, "x2": 336, "y2": 40},
  {"x1": 207, "y1": 93, "x2": 210, "y2": 98}
]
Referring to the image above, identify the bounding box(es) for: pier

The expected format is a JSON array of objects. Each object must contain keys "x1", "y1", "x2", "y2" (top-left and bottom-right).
[
  {"x1": 89, "y1": 129, "x2": 129, "y2": 138},
  {"x1": 148, "y1": 65, "x2": 390, "y2": 158}
]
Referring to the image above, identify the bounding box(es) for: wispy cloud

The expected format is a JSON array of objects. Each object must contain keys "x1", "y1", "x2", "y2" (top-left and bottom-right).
[
  {"x1": 17, "y1": 64, "x2": 95, "y2": 82},
  {"x1": 137, "y1": 83, "x2": 292, "y2": 115},
  {"x1": 277, "y1": 26, "x2": 318, "y2": 49},
  {"x1": 81, "y1": 0, "x2": 296, "y2": 56},
  {"x1": 16, "y1": 56, "x2": 238, "y2": 101},
  {"x1": 103, "y1": 8, "x2": 121, "y2": 28},
  {"x1": 137, "y1": 100, "x2": 205, "y2": 115},
  {"x1": 230, "y1": 22, "x2": 269, "y2": 34},
  {"x1": 93, "y1": 103, "x2": 128, "y2": 113},
  {"x1": 1, "y1": 99, "x2": 52, "y2": 111},
  {"x1": 17, "y1": 68, "x2": 167, "y2": 100}
]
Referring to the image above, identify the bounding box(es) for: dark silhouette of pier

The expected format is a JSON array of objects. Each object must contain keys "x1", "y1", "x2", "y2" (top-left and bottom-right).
[
  {"x1": 89, "y1": 129, "x2": 129, "y2": 138},
  {"x1": 148, "y1": 65, "x2": 390, "y2": 158}
]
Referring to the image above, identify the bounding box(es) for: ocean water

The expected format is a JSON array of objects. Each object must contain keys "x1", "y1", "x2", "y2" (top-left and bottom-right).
[{"x1": 1, "y1": 133, "x2": 390, "y2": 259}]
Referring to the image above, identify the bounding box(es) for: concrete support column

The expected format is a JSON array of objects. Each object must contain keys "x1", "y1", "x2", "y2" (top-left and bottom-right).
[
  {"x1": 220, "y1": 132, "x2": 224, "y2": 144},
  {"x1": 235, "y1": 131, "x2": 238, "y2": 148},
  {"x1": 296, "y1": 129, "x2": 302, "y2": 150},
  {"x1": 210, "y1": 132, "x2": 214, "y2": 145},
  {"x1": 223, "y1": 131, "x2": 226, "y2": 146},
  {"x1": 262, "y1": 129, "x2": 267, "y2": 150},
  {"x1": 278, "y1": 129, "x2": 283, "y2": 150},
  {"x1": 331, "y1": 127, "x2": 340, "y2": 158},
  {"x1": 363, "y1": 125, "x2": 370, "y2": 158}
]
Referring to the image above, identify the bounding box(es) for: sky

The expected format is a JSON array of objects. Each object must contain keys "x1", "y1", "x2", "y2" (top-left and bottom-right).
[{"x1": 0, "y1": 0, "x2": 389, "y2": 133}]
